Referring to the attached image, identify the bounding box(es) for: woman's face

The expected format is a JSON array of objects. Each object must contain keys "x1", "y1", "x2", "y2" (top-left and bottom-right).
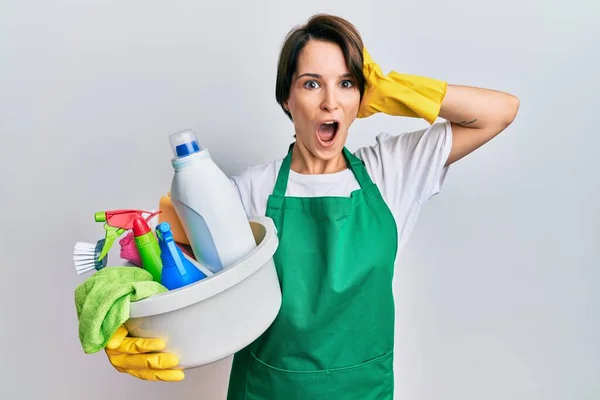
[{"x1": 284, "y1": 40, "x2": 360, "y2": 162}]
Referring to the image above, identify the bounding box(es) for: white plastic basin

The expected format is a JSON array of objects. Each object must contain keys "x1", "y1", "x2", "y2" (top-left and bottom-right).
[{"x1": 125, "y1": 216, "x2": 281, "y2": 369}]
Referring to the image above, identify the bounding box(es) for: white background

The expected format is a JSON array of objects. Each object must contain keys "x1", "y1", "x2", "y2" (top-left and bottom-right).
[{"x1": 1, "y1": 1, "x2": 598, "y2": 399}]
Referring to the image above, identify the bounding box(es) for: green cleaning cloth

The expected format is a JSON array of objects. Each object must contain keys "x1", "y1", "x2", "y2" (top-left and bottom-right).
[{"x1": 74, "y1": 266, "x2": 168, "y2": 354}]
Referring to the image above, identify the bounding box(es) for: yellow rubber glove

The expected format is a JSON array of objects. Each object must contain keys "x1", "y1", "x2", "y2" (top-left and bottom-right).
[
  {"x1": 358, "y1": 47, "x2": 447, "y2": 124},
  {"x1": 105, "y1": 325, "x2": 185, "y2": 382}
]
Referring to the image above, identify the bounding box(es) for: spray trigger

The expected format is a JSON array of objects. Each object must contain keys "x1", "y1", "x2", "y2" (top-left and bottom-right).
[{"x1": 97, "y1": 225, "x2": 126, "y2": 261}]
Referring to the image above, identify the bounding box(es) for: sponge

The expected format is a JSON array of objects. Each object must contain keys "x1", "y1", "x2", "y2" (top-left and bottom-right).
[{"x1": 158, "y1": 193, "x2": 190, "y2": 245}]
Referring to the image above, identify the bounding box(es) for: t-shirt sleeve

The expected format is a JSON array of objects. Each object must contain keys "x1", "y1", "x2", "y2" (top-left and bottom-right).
[{"x1": 355, "y1": 120, "x2": 453, "y2": 206}]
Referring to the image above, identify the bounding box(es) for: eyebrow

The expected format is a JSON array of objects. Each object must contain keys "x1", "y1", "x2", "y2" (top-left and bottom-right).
[{"x1": 296, "y1": 73, "x2": 353, "y2": 80}]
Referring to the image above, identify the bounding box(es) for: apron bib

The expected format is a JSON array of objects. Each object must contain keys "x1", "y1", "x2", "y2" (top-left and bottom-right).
[{"x1": 227, "y1": 145, "x2": 398, "y2": 399}]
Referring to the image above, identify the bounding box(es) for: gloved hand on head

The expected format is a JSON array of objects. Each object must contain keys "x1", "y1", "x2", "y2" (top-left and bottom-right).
[
  {"x1": 105, "y1": 325, "x2": 185, "y2": 382},
  {"x1": 358, "y1": 47, "x2": 447, "y2": 124}
]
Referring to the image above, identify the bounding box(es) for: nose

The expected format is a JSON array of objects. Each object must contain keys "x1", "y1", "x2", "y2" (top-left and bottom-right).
[{"x1": 320, "y1": 87, "x2": 339, "y2": 112}]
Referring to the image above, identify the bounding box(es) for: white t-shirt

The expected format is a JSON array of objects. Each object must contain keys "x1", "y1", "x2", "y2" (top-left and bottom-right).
[{"x1": 229, "y1": 120, "x2": 453, "y2": 256}]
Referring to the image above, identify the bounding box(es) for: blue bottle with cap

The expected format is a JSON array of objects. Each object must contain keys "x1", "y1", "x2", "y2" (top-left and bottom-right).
[
  {"x1": 168, "y1": 129, "x2": 257, "y2": 274},
  {"x1": 157, "y1": 221, "x2": 206, "y2": 290}
]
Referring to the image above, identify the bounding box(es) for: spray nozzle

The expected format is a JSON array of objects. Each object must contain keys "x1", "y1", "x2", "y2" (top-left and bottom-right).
[
  {"x1": 169, "y1": 129, "x2": 201, "y2": 158},
  {"x1": 157, "y1": 222, "x2": 173, "y2": 242},
  {"x1": 157, "y1": 222, "x2": 186, "y2": 276},
  {"x1": 94, "y1": 212, "x2": 107, "y2": 222}
]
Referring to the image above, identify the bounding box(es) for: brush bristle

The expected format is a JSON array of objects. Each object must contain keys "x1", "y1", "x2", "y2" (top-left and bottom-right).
[
  {"x1": 74, "y1": 259, "x2": 97, "y2": 274},
  {"x1": 74, "y1": 242, "x2": 96, "y2": 254},
  {"x1": 73, "y1": 240, "x2": 108, "y2": 274}
]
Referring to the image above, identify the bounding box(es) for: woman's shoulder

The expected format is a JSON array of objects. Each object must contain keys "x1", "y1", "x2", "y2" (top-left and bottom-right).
[
  {"x1": 354, "y1": 121, "x2": 452, "y2": 159},
  {"x1": 353, "y1": 120, "x2": 453, "y2": 206}
]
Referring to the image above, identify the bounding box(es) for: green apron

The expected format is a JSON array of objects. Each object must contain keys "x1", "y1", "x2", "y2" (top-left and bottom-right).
[{"x1": 227, "y1": 144, "x2": 398, "y2": 399}]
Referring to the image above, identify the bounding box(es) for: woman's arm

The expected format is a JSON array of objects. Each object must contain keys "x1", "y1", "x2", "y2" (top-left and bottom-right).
[{"x1": 439, "y1": 84, "x2": 520, "y2": 166}]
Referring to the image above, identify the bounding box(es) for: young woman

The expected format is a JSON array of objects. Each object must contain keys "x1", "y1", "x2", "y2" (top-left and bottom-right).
[{"x1": 104, "y1": 13, "x2": 519, "y2": 399}]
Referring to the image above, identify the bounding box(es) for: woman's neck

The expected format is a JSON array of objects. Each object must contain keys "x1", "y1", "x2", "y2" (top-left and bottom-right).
[{"x1": 289, "y1": 140, "x2": 347, "y2": 175}]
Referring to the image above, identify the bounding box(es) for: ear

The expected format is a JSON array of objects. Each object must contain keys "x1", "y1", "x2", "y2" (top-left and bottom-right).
[{"x1": 283, "y1": 101, "x2": 289, "y2": 112}]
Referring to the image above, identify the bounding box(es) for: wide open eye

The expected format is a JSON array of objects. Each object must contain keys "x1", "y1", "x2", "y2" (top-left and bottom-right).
[
  {"x1": 304, "y1": 80, "x2": 320, "y2": 89},
  {"x1": 340, "y1": 80, "x2": 354, "y2": 89}
]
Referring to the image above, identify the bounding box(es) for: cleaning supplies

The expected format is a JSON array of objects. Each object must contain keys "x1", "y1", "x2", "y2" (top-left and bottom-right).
[
  {"x1": 73, "y1": 239, "x2": 108, "y2": 274},
  {"x1": 168, "y1": 129, "x2": 256, "y2": 273},
  {"x1": 132, "y1": 217, "x2": 163, "y2": 282},
  {"x1": 74, "y1": 266, "x2": 168, "y2": 354},
  {"x1": 119, "y1": 229, "x2": 197, "y2": 267},
  {"x1": 94, "y1": 209, "x2": 161, "y2": 260},
  {"x1": 157, "y1": 222, "x2": 206, "y2": 290},
  {"x1": 358, "y1": 47, "x2": 447, "y2": 124}
]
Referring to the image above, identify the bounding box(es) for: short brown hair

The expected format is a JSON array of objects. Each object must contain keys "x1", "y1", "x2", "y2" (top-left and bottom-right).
[{"x1": 275, "y1": 14, "x2": 365, "y2": 120}]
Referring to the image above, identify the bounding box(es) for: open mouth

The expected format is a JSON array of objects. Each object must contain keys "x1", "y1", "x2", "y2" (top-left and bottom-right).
[{"x1": 316, "y1": 120, "x2": 339, "y2": 147}]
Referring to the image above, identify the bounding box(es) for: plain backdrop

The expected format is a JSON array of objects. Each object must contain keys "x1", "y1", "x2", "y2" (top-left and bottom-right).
[{"x1": 1, "y1": 1, "x2": 599, "y2": 399}]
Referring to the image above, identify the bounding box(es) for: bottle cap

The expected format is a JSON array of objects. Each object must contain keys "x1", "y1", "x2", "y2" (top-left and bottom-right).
[
  {"x1": 169, "y1": 129, "x2": 201, "y2": 158},
  {"x1": 132, "y1": 217, "x2": 151, "y2": 236},
  {"x1": 158, "y1": 222, "x2": 172, "y2": 235}
]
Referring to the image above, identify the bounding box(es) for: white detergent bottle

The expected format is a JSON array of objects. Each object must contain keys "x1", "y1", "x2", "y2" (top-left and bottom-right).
[{"x1": 168, "y1": 129, "x2": 256, "y2": 274}]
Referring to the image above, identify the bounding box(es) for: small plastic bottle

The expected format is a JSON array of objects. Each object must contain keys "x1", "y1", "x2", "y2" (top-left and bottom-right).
[
  {"x1": 132, "y1": 217, "x2": 163, "y2": 282},
  {"x1": 168, "y1": 130, "x2": 256, "y2": 273}
]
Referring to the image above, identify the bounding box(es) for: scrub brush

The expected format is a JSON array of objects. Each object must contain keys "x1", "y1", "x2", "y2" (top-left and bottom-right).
[{"x1": 73, "y1": 239, "x2": 108, "y2": 275}]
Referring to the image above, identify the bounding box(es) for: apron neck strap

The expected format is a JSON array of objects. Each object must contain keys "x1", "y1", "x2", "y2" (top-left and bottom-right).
[
  {"x1": 272, "y1": 143, "x2": 294, "y2": 197},
  {"x1": 342, "y1": 147, "x2": 373, "y2": 188},
  {"x1": 272, "y1": 143, "x2": 374, "y2": 197}
]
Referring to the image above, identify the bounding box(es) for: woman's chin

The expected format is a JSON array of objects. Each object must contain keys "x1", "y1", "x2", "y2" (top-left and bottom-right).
[{"x1": 295, "y1": 132, "x2": 347, "y2": 160}]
